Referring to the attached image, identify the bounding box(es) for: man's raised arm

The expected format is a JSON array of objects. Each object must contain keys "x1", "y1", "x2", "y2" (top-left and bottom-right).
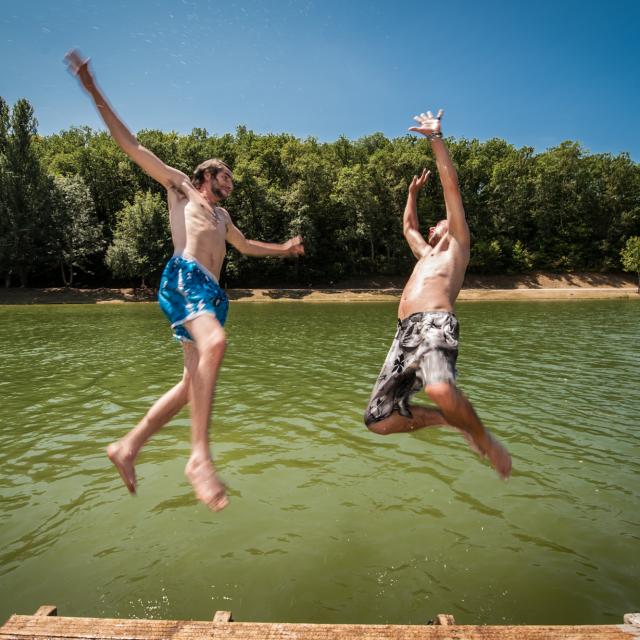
[
  {"x1": 409, "y1": 110, "x2": 470, "y2": 248},
  {"x1": 403, "y1": 168, "x2": 430, "y2": 259},
  {"x1": 64, "y1": 50, "x2": 188, "y2": 192}
]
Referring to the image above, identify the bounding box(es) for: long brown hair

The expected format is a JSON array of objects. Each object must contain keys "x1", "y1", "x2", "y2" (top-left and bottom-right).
[{"x1": 191, "y1": 159, "x2": 231, "y2": 188}]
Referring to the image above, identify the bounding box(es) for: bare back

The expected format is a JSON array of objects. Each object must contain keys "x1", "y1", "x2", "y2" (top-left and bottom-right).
[
  {"x1": 167, "y1": 185, "x2": 228, "y2": 280},
  {"x1": 398, "y1": 234, "x2": 469, "y2": 319}
]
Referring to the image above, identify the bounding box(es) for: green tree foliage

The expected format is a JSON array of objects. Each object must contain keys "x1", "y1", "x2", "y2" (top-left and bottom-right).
[
  {"x1": 511, "y1": 240, "x2": 534, "y2": 272},
  {"x1": 38, "y1": 127, "x2": 137, "y2": 231},
  {"x1": 105, "y1": 191, "x2": 171, "y2": 286},
  {"x1": 5, "y1": 93, "x2": 640, "y2": 288},
  {"x1": 0, "y1": 97, "x2": 10, "y2": 286},
  {"x1": 620, "y1": 236, "x2": 640, "y2": 292},
  {"x1": 50, "y1": 175, "x2": 105, "y2": 286},
  {"x1": 332, "y1": 163, "x2": 381, "y2": 271},
  {"x1": 0, "y1": 98, "x2": 53, "y2": 286}
]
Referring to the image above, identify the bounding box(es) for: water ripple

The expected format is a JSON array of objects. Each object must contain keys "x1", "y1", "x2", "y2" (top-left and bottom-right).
[{"x1": 0, "y1": 300, "x2": 638, "y2": 625}]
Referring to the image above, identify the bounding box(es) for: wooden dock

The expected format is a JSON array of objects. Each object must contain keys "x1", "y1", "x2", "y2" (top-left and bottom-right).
[{"x1": 2, "y1": 606, "x2": 640, "y2": 639}]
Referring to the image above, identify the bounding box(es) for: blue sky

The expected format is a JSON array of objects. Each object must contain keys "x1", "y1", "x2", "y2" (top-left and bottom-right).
[{"x1": 1, "y1": 0, "x2": 639, "y2": 159}]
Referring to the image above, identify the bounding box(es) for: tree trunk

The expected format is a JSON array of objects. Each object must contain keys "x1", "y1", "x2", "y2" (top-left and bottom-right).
[
  {"x1": 4, "y1": 273, "x2": 10, "y2": 288},
  {"x1": 61, "y1": 262, "x2": 69, "y2": 288},
  {"x1": 18, "y1": 266, "x2": 28, "y2": 288}
]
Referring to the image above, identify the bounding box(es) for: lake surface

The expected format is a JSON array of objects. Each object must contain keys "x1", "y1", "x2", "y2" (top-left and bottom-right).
[{"x1": 0, "y1": 300, "x2": 638, "y2": 626}]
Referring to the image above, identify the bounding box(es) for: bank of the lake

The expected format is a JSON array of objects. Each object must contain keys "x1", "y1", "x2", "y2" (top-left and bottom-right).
[{"x1": 0, "y1": 272, "x2": 637, "y2": 304}]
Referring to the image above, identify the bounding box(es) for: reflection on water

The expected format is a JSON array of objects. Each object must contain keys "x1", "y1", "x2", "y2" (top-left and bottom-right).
[{"x1": 0, "y1": 300, "x2": 638, "y2": 625}]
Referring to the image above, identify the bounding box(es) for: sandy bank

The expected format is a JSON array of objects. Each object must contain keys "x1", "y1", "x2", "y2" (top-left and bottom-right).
[
  {"x1": 0, "y1": 273, "x2": 636, "y2": 305},
  {"x1": 230, "y1": 287, "x2": 638, "y2": 302}
]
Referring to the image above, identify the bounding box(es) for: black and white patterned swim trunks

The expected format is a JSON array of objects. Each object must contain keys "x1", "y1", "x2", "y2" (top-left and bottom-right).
[{"x1": 364, "y1": 311, "x2": 459, "y2": 425}]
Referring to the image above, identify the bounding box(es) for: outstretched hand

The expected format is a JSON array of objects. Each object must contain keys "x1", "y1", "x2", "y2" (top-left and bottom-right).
[
  {"x1": 64, "y1": 49, "x2": 95, "y2": 91},
  {"x1": 408, "y1": 109, "x2": 444, "y2": 138},
  {"x1": 284, "y1": 235, "x2": 305, "y2": 257},
  {"x1": 409, "y1": 168, "x2": 430, "y2": 195}
]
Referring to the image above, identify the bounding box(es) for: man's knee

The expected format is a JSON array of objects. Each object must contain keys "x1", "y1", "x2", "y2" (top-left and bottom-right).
[
  {"x1": 425, "y1": 381, "x2": 459, "y2": 411},
  {"x1": 177, "y1": 376, "x2": 191, "y2": 403},
  {"x1": 364, "y1": 415, "x2": 395, "y2": 436},
  {"x1": 200, "y1": 328, "x2": 227, "y2": 361}
]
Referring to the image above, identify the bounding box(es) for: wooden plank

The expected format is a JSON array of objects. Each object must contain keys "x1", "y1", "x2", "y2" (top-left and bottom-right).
[
  {"x1": 34, "y1": 606, "x2": 57, "y2": 617},
  {"x1": 212, "y1": 611, "x2": 232, "y2": 623},
  {"x1": 1, "y1": 614, "x2": 639, "y2": 640}
]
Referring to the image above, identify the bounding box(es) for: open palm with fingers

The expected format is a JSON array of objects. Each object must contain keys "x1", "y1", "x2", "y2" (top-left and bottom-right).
[
  {"x1": 409, "y1": 109, "x2": 444, "y2": 137},
  {"x1": 409, "y1": 168, "x2": 431, "y2": 195}
]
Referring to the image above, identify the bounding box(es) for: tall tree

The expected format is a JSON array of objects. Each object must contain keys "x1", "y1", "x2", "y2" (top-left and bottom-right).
[
  {"x1": 2, "y1": 98, "x2": 52, "y2": 286},
  {"x1": 50, "y1": 174, "x2": 104, "y2": 286},
  {"x1": 332, "y1": 163, "x2": 381, "y2": 271},
  {"x1": 105, "y1": 191, "x2": 171, "y2": 287}
]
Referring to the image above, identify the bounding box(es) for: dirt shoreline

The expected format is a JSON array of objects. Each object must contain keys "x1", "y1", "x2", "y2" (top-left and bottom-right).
[{"x1": 0, "y1": 273, "x2": 636, "y2": 304}]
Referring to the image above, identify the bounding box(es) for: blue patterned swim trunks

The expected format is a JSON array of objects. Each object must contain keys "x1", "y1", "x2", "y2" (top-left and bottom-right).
[{"x1": 158, "y1": 254, "x2": 229, "y2": 343}]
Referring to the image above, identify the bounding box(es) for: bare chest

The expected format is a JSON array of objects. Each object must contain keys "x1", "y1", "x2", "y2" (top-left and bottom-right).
[
  {"x1": 415, "y1": 249, "x2": 454, "y2": 280},
  {"x1": 184, "y1": 201, "x2": 227, "y2": 243}
]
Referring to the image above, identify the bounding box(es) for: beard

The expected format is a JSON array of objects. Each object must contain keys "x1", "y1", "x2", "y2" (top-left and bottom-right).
[{"x1": 211, "y1": 185, "x2": 227, "y2": 200}]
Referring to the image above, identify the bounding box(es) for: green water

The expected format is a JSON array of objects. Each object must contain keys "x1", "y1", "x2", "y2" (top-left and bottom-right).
[{"x1": 0, "y1": 300, "x2": 638, "y2": 625}]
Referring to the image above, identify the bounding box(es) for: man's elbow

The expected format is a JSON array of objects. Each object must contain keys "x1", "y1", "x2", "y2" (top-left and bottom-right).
[{"x1": 237, "y1": 240, "x2": 255, "y2": 256}]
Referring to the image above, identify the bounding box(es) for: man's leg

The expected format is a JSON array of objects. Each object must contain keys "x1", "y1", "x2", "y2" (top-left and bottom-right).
[
  {"x1": 181, "y1": 313, "x2": 228, "y2": 512},
  {"x1": 425, "y1": 381, "x2": 512, "y2": 479},
  {"x1": 107, "y1": 362, "x2": 192, "y2": 494},
  {"x1": 366, "y1": 405, "x2": 449, "y2": 435}
]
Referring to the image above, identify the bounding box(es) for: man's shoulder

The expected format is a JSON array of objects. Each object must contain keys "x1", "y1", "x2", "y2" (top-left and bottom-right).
[
  {"x1": 215, "y1": 207, "x2": 232, "y2": 224},
  {"x1": 447, "y1": 233, "x2": 470, "y2": 256}
]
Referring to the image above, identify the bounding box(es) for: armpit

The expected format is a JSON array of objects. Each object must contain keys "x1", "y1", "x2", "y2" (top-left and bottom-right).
[{"x1": 167, "y1": 183, "x2": 186, "y2": 199}]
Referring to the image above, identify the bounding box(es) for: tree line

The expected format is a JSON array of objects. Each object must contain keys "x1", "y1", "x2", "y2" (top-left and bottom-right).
[{"x1": 1, "y1": 96, "x2": 639, "y2": 288}]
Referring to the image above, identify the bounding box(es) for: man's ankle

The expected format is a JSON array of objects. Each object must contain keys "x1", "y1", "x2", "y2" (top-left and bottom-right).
[{"x1": 188, "y1": 449, "x2": 212, "y2": 465}]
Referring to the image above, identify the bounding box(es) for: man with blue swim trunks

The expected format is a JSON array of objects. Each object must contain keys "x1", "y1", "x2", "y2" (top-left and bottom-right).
[
  {"x1": 66, "y1": 51, "x2": 304, "y2": 512},
  {"x1": 363, "y1": 109, "x2": 511, "y2": 479},
  {"x1": 159, "y1": 252, "x2": 230, "y2": 343}
]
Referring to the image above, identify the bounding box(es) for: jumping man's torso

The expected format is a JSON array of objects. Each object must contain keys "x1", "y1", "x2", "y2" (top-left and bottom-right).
[
  {"x1": 398, "y1": 234, "x2": 470, "y2": 319},
  {"x1": 167, "y1": 185, "x2": 227, "y2": 280}
]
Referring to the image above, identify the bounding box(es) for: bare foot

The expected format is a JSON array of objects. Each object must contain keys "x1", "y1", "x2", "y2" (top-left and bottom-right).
[
  {"x1": 478, "y1": 431, "x2": 512, "y2": 479},
  {"x1": 185, "y1": 457, "x2": 229, "y2": 512},
  {"x1": 106, "y1": 441, "x2": 137, "y2": 494},
  {"x1": 456, "y1": 428, "x2": 512, "y2": 479}
]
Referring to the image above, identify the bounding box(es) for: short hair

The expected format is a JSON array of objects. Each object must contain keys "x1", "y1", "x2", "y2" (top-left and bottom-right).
[{"x1": 192, "y1": 158, "x2": 231, "y2": 188}]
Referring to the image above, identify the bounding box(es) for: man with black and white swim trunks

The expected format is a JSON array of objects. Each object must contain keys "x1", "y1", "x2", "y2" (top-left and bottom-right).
[
  {"x1": 364, "y1": 109, "x2": 511, "y2": 479},
  {"x1": 66, "y1": 50, "x2": 304, "y2": 511}
]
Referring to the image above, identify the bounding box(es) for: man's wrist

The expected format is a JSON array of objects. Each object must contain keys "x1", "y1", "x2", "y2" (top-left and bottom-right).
[{"x1": 425, "y1": 132, "x2": 443, "y2": 141}]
